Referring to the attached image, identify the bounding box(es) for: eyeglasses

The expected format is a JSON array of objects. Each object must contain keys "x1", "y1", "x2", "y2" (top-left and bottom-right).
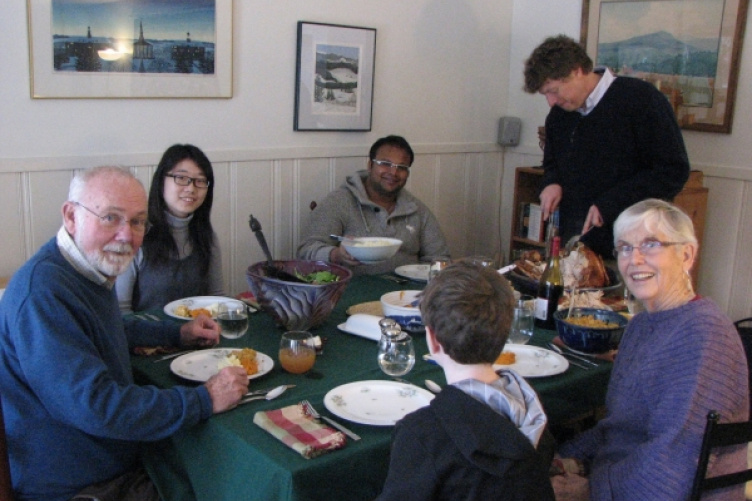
[
  {"x1": 613, "y1": 240, "x2": 685, "y2": 258},
  {"x1": 371, "y1": 159, "x2": 410, "y2": 174},
  {"x1": 165, "y1": 174, "x2": 211, "y2": 189},
  {"x1": 72, "y1": 201, "x2": 151, "y2": 234}
]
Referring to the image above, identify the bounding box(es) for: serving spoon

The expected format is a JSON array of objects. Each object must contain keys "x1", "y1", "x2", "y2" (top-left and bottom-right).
[{"x1": 249, "y1": 215, "x2": 305, "y2": 283}]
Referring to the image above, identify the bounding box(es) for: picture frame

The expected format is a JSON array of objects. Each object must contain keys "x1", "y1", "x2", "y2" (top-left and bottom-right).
[
  {"x1": 581, "y1": 0, "x2": 749, "y2": 133},
  {"x1": 27, "y1": 0, "x2": 232, "y2": 99},
  {"x1": 294, "y1": 21, "x2": 376, "y2": 131}
]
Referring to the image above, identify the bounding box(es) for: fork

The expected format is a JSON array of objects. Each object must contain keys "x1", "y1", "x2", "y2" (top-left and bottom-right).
[{"x1": 301, "y1": 400, "x2": 361, "y2": 441}]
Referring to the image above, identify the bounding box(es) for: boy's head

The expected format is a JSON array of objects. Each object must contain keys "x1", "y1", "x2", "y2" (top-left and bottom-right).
[{"x1": 420, "y1": 261, "x2": 515, "y2": 364}]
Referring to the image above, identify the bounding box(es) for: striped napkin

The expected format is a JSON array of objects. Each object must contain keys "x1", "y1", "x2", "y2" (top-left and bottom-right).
[{"x1": 253, "y1": 404, "x2": 346, "y2": 459}]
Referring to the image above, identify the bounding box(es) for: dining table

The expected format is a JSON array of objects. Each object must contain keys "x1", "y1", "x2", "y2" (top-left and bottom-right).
[{"x1": 130, "y1": 273, "x2": 613, "y2": 501}]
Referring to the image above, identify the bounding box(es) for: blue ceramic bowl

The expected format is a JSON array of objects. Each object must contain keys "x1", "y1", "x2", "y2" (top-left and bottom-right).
[
  {"x1": 380, "y1": 290, "x2": 424, "y2": 333},
  {"x1": 246, "y1": 260, "x2": 352, "y2": 331},
  {"x1": 554, "y1": 307, "x2": 627, "y2": 354}
]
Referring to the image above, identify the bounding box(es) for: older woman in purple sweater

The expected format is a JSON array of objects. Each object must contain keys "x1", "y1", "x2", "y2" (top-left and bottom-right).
[{"x1": 553, "y1": 199, "x2": 748, "y2": 501}]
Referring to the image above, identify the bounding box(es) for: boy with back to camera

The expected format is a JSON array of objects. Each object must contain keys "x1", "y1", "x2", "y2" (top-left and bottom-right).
[{"x1": 376, "y1": 261, "x2": 555, "y2": 500}]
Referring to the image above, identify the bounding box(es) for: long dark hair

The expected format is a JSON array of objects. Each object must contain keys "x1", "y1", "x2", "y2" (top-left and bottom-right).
[{"x1": 142, "y1": 144, "x2": 216, "y2": 278}]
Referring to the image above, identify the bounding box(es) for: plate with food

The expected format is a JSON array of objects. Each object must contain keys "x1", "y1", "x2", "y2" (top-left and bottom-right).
[
  {"x1": 170, "y1": 348, "x2": 273, "y2": 382},
  {"x1": 164, "y1": 296, "x2": 239, "y2": 320},
  {"x1": 492, "y1": 344, "x2": 568, "y2": 378},
  {"x1": 394, "y1": 264, "x2": 430, "y2": 282},
  {"x1": 508, "y1": 245, "x2": 621, "y2": 296},
  {"x1": 324, "y1": 380, "x2": 434, "y2": 426}
]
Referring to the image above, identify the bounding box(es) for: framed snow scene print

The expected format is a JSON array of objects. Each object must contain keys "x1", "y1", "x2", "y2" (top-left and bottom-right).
[
  {"x1": 27, "y1": 0, "x2": 232, "y2": 99},
  {"x1": 581, "y1": 0, "x2": 749, "y2": 133},
  {"x1": 294, "y1": 21, "x2": 376, "y2": 131}
]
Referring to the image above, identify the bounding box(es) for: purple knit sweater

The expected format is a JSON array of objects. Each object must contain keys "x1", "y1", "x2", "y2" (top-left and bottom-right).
[{"x1": 559, "y1": 297, "x2": 748, "y2": 500}]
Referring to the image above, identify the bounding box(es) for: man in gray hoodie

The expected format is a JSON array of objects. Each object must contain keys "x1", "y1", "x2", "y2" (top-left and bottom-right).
[{"x1": 297, "y1": 135, "x2": 450, "y2": 275}]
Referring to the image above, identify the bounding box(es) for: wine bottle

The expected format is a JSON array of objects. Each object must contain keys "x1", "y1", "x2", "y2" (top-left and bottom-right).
[{"x1": 535, "y1": 236, "x2": 564, "y2": 329}]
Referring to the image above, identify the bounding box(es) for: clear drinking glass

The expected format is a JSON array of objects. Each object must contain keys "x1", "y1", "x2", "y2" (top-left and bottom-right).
[
  {"x1": 378, "y1": 330, "x2": 415, "y2": 377},
  {"x1": 279, "y1": 331, "x2": 316, "y2": 374},
  {"x1": 217, "y1": 301, "x2": 249, "y2": 339},
  {"x1": 428, "y1": 259, "x2": 450, "y2": 282},
  {"x1": 624, "y1": 288, "x2": 643, "y2": 315},
  {"x1": 508, "y1": 295, "x2": 535, "y2": 344}
]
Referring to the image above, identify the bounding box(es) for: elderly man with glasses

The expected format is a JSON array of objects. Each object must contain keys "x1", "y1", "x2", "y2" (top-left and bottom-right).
[
  {"x1": 297, "y1": 135, "x2": 451, "y2": 275},
  {"x1": 0, "y1": 166, "x2": 249, "y2": 501}
]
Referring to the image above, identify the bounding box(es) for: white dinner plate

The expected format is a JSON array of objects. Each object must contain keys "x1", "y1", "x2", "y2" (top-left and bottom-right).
[
  {"x1": 324, "y1": 380, "x2": 435, "y2": 426},
  {"x1": 170, "y1": 348, "x2": 273, "y2": 382},
  {"x1": 394, "y1": 264, "x2": 430, "y2": 282},
  {"x1": 492, "y1": 344, "x2": 569, "y2": 378},
  {"x1": 163, "y1": 296, "x2": 239, "y2": 320}
]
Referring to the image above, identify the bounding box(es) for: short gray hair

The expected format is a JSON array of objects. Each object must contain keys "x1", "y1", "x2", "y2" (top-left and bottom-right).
[
  {"x1": 68, "y1": 166, "x2": 138, "y2": 202},
  {"x1": 614, "y1": 198, "x2": 698, "y2": 247}
]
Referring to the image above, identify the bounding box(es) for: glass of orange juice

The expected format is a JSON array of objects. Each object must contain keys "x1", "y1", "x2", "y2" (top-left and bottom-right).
[{"x1": 279, "y1": 331, "x2": 316, "y2": 374}]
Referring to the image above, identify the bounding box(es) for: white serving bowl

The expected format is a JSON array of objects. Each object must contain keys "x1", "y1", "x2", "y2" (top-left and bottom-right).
[
  {"x1": 380, "y1": 290, "x2": 423, "y2": 333},
  {"x1": 342, "y1": 237, "x2": 402, "y2": 263}
]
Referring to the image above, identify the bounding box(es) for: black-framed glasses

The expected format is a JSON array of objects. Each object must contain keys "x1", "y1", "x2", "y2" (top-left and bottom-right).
[
  {"x1": 72, "y1": 201, "x2": 151, "y2": 234},
  {"x1": 371, "y1": 159, "x2": 410, "y2": 174},
  {"x1": 613, "y1": 240, "x2": 685, "y2": 258},
  {"x1": 165, "y1": 174, "x2": 211, "y2": 189}
]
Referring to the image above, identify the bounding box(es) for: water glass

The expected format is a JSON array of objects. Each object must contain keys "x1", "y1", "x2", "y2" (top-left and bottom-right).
[
  {"x1": 279, "y1": 331, "x2": 316, "y2": 374},
  {"x1": 508, "y1": 295, "x2": 535, "y2": 344},
  {"x1": 428, "y1": 259, "x2": 450, "y2": 282},
  {"x1": 624, "y1": 288, "x2": 643, "y2": 315},
  {"x1": 467, "y1": 255, "x2": 495, "y2": 268},
  {"x1": 378, "y1": 332, "x2": 415, "y2": 376},
  {"x1": 217, "y1": 301, "x2": 249, "y2": 339}
]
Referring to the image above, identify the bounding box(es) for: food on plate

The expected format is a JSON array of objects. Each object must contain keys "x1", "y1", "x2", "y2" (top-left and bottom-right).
[
  {"x1": 562, "y1": 315, "x2": 619, "y2": 329},
  {"x1": 217, "y1": 348, "x2": 259, "y2": 375},
  {"x1": 294, "y1": 270, "x2": 340, "y2": 285},
  {"x1": 495, "y1": 351, "x2": 516, "y2": 365},
  {"x1": 173, "y1": 303, "x2": 219, "y2": 318},
  {"x1": 513, "y1": 244, "x2": 610, "y2": 289}
]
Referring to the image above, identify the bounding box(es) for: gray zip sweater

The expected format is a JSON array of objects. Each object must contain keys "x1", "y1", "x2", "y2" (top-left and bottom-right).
[{"x1": 297, "y1": 171, "x2": 450, "y2": 275}]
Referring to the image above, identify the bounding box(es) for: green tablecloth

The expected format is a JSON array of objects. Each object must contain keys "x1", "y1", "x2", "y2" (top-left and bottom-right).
[{"x1": 131, "y1": 275, "x2": 611, "y2": 501}]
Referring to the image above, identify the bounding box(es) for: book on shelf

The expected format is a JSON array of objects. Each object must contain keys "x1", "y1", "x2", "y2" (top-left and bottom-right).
[
  {"x1": 527, "y1": 203, "x2": 545, "y2": 242},
  {"x1": 518, "y1": 202, "x2": 530, "y2": 238}
]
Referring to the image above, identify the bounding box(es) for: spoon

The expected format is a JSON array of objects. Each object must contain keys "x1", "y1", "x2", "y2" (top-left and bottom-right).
[
  {"x1": 425, "y1": 379, "x2": 442, "y2": 393},
  {"x1": 238, "y1": 384, "x2": 288, "y2": 406},
  {"x1": 329, "y1": 234, "x2": 357, "y2": 243}
]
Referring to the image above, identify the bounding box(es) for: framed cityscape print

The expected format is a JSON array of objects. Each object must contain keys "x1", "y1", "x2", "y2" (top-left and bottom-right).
[
  {"x1": 294, "y1": 21, "x2": 376, "y2": 131},
  {"x1": 27, "y1": 0, "x2": 233, "y2": 99},
  {"x1": 581, "y1": 0, "x2": 749, "y2": 133}
]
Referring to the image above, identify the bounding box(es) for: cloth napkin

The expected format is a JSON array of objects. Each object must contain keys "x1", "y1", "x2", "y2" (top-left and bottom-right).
[{"x1": 254, "y1": 404, "x2": 346, "y2": 459}]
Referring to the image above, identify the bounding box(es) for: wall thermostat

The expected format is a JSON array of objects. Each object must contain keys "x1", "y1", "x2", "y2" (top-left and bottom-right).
[{"x1": 498, "y1": 116, "x2": 521, "y2": 147}]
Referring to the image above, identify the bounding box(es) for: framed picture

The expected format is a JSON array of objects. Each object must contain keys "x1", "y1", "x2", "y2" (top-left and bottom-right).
[
  {"x1": 581, "y1": 0, "x2": 749, "y2": 133},
  {"x1": 294, "y1": 21, "x2": 376, "y2": 131},
  {"x1": 27, "y1": 0, "x2": 232, "y2": 99}
]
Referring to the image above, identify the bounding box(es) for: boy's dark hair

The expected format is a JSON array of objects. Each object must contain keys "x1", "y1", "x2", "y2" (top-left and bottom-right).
[
  {"x1": 420, "y1": 261, "x2": 515, "y2": 364},
  {"x1": 368, "y1": 135, "x2": 414, "y2": 166},
  {"x1": 524, "y1": 35, "x2": 593, "y2": 93}
]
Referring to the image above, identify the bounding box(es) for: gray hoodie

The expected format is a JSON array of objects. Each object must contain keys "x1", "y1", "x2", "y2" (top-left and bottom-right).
[{"x1": 297, "y1": 170, "x2": 450, "y2": 275}]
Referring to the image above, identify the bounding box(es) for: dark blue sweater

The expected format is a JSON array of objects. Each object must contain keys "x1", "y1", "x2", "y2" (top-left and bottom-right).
[{"x1": 0, "y1": 238, "x2": 213, "y2": 501}]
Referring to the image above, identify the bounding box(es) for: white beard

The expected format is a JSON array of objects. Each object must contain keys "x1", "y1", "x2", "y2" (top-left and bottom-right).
[{"x1": 76, "y1": 237, "x2": 135, "y2": 278}]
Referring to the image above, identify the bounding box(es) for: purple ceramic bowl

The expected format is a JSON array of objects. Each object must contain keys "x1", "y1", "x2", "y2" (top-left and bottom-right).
[{"x1": 246, "y1": 260, "x2": 352, "y2": 331}]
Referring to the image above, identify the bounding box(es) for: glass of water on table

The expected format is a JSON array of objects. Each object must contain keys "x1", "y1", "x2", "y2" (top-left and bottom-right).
[
  {"x1": 217, "y1": 300, "x2": 249, "y2": 339},
  {"x1": 508, "y1": 295, "x2": 535, "y2": 344}
]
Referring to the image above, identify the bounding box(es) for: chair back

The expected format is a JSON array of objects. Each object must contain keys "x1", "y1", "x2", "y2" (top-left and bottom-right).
[
  {"x1": 689, "y1": 411, "x2": 752, "y2": 501},
  {"x1": 0, "y1": 398, "x2": 14, "y2": 501},
  {"x1": 735, "y1": 317, "x2": 752, "y2": 415}
]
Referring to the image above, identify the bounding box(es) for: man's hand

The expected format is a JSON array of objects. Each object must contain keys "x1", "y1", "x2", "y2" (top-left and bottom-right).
[
  {"x1": 581, "y1": 204, "x2": 603, "y2": 235},
  {"x1": 204, "y1": 367, "x2": 249, "y2": 413},
  {"x1": 179, "y1": 314, "x2": 220, "y2": 348},
  {"x1": 539, "y1": 184, "x2": 562, "y2": 221},
  {"x1": 329, "y1": 245, "x2": 361, "y2": 266},
  {"x1": 551, "y1": 472, "x2": 590, "y2": 501}
]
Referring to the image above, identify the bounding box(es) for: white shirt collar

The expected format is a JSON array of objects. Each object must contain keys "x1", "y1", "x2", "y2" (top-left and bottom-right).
[
  {"x1": 56, "y1": 226, "x2": 112, "y2": 288},
  {"x1": 578, "y1": 67, "x2": 615, "y2": 116}
]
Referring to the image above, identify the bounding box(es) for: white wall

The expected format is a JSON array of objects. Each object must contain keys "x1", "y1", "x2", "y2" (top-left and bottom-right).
[
  {"x1": 506, "y1": 0, "x2": 752, "y2": 320},
  {"x1": 0, "y1": 0, "x2": 512, "y2": 160}
]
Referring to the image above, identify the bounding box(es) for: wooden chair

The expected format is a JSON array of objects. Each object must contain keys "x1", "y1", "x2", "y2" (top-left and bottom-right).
[
  {"x1": 0, "y1": 398, "x2": 14, "y2": 501},
  {"x1": 689, "y1": 411, "x2": 752, "y2": 501}
]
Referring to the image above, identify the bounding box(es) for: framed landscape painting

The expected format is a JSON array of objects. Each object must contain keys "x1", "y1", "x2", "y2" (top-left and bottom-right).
[
  {"x1": 294, "y1": 21, "x2": 376, "y2": 131},
  {"x1": 27, "y1": 0, "x2": 232, "y2": 99},
  {"x1": 581, "y1": 0, "x2": 749, "y2": 133}
]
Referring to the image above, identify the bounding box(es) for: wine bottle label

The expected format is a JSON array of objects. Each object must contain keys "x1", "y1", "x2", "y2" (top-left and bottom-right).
[{"x1": 534, "y1": 298, "x2": 548, "y2": 321}]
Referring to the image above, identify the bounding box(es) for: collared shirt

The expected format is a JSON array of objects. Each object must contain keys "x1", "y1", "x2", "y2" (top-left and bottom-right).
[
  {"x1": 56, "y1": 226, "x2": 112, "y2": 289},
  {"x1": 578, "y1": 67, "x2": 615, "y2": 116}
]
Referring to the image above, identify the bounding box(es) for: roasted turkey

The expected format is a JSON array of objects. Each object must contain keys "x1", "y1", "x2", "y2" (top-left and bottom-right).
[{"x1": 514, "y1": 243, "x2": 610, "y2": 289}]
